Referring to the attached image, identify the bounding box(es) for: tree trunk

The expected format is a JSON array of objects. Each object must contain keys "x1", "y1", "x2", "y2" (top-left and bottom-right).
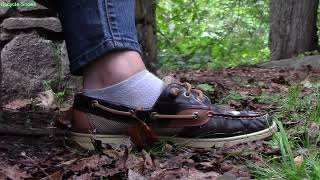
[
  {"x1": 269, "y1": 0, "x2": 319, "y2": 60},
  {"x1": 136, "y1": 0, "x2": 157, "y2": 73}
]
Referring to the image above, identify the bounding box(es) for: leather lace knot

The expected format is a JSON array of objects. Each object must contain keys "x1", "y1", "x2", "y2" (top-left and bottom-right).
[{"x1": 170, "y1": 82, "x2": 205, "y2": 101}]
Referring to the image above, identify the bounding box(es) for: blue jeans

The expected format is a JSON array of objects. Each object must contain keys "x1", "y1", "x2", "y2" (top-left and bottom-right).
[{"x1": 57, "y1": 0, "x2": 142, "y2": 76}]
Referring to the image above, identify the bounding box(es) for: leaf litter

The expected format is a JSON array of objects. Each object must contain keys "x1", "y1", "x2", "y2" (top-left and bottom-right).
[{"x1": 1, "y1": 65, "x2": 320, "y2": 179}]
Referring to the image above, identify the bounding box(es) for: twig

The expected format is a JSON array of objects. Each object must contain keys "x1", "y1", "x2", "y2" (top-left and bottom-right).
[
  {"x1": 21, "y1": 151, "x2": 53, "y2": 180},
  {"x1": 0, "y1": 127, "x2": 66, "y2": 136}
]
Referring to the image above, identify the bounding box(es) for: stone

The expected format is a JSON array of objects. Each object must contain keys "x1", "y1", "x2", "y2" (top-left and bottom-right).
[
  {"x1": 1, "y1": 32, "x2": 81, "y2": 103},
  {"x1": 0, "y1": 29, "x2": 14, "y2": 42},
  {"x1": 259, "y1": 55, "x2": 320, "y2": 70},
  {"x1": 0, "y1": 0, "x2": 11, "y2": 16},
  {"x1": 16, "y1": 0, "x2": 48, "y2": 12},
  {"x1": 1, "y1": 17, "x2": 62, "y2": 32},
  {"x1": 60, "y1": 41, "x2": 82, "y2": 97}
]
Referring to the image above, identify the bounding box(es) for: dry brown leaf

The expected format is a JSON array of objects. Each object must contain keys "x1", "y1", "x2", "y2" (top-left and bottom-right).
[
  {"x1": 308, "y1": 122, "x2": 320, "y2": 142},
  {"x1": 70, "y1": 155, "x2": 113, "y2": 172},
  {"x1": 70, "y1": 173, "x2": 93, "y2": 180},
  {"x1": 151, "y1": 168, "x2": 188, "y2": 180},
  {"x1": 142, "y1": 149, "x2": 154, "y2": 167},
  {"x1": 36, "y1": 90, "x2": 56, "y2": 109},
  {"x1": 187, "y1": 167, "x2": 220, "y2": 180},
  {"x1": 162, "y1": 144, "x2": 173, "y2": 153},
  {"x1": 125, "y1": 154, "x2": 144, "y2": 173},
  {"x1": 40, "y1": 171, "x2": 63, "y2": 180},
  {"x1": 301, "y1": 79, "x2": 313, "y2": 88},
  {"x1": 3, "y1": 99, "x2": 32, "y2": 110},
  {"x1": 128, "y1": 169, "x2": 146, "y2": 180},
  {"x1": 254, "y1": 86, "x2": 262, "y2": 96},
  {"x1": 294, "y1": 156, "x2": 304, "y2": 166},
  {"x1": 269, "y1": 82, "x2": 288, "y2": 93},
  {"x1": 0, "y1": 165, "x2": 30, "y2": 180},
  {"x1": 56, "y1": 158, "x2": 79, "y2": 167}
]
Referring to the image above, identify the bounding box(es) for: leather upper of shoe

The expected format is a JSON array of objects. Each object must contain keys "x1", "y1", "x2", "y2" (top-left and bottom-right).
[
  {"x1": 72, "y1": 79, "x2": 270, "y2": 138},
  {"x1": 150, "y1": 82, "x2": 269, "y2": 138}
]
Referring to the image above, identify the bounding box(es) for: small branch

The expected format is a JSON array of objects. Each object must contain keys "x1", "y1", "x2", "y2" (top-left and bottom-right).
[{"x1": 0, "y1": 127, "x2": 66, "y2": 137}]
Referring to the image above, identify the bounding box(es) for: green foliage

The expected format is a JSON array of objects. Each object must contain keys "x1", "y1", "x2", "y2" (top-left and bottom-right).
[
  {"x1": 197, "y1": 83, "x2": 214, "y2": 92},
  {"x1": 309, "y1": 87, "x2": 320, "y2": 123},
  {"x1": 43, "y1": 80, "x2": 66, "y2": 107},
  {"x1": 54, "y1": 91, "x2": 66, "y2": 107},
  {"x1": 156, "y1": 0, "x2": 270, "y2": 69},
  {"x1": 250, "y1": 121, "x2": 320, "y2": 179},
  {"x1": 219, "y1": 88, "x2": 243, "y2": 104},
  {"x1": 286, "y1": 85, "x2": 302, "y2": 113},
  {"x1": 248, "y1": 85, "x2": 320, "y2": 179},
  {"x1": 257, "y1": 85, "x2": 318, "y2": 123}
]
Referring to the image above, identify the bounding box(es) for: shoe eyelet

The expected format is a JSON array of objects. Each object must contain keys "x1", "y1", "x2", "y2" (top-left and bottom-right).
[
  {"x1": 91, "y1": 100, "x2": 98, "y2": 108},
  {"x1": 183, "y1": 92, "x2": 191, "y2": 98},
  {"x1": 193, "y1": 112, "x2": 199, "y2": 119},
  {"x1": 150, "y1": 112, "x2": 157, "y2": 119}
]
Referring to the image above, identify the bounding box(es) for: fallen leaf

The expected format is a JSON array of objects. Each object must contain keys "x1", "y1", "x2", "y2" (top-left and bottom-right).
[
  {"x1": 40, "y1": 171, "x2": 63, "y2": 180},
  {"x1": 223, "y1": 165, "x2": 250, "y2": 178},
  {"x1": 151, "y1": 167, "x2": 220, "y2": 180},
  {"x1": 128, "y1": 169, "x2": 146, "y2": 180},
  {"x1": 217, "y1": 172, "x2": 237, "y2": 180},
  {"x1": 151, "y1": 168, "x2": 188, "y2": 180},
  {"x1": 301, "y1": 79, "x2": 313, "y2": 88},
  {"x1": 70, "y1": 155, "x2": 113, "y2": 172},
  {"x1": 70, "y1": 173, "x2": 93, "y2": 180},
  {"x1": 0, "y1": 165, "x2": 30, "y2": 180},
  {"x1": 188, "y1": 168, "x2": 220, "y2": 180},
  {"x1": 253, "y1": 86, "x2": 262, "y2": 96},
  {"x1": 142, "y1": 149, "x2": 154, "y2": 168},
  {"x1": 56, "y1": 158, "x2": 79, "y2": 167},
  {"x1": 125, "y1": 154, "x2": 144, "y2": 174},
  {"x1": 294, "y1": 156, "x2": 304, "y2": 166},
  {"x1": 36, "y1": 90, "x2": 56, "y2": 109},
  {"x1": 308, "y1": 122, "x2": 320, "y2": 143},
  {"x1": 284, "y1": 119, "x2": 305, "y2": 128},
  {"x1": 194, "y1": 162, "x2": 216, "y2": 172},
  {"x1": 3, "y1": 99, "x2": 32, "y2": 110},
  {"x1": 271, "y1": 75, "x2": 288, "y2": 85},
  {"x1": 269, "y1": 82, "x2": 288, "y2": 93},
  {"x1": 162, "y1": 144, "x2": 173, "y2": 153}
]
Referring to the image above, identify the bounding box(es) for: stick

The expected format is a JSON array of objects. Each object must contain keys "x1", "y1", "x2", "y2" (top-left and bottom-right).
[{"x1": 0, "y1": 127, "x2": 66, "y2": 136}]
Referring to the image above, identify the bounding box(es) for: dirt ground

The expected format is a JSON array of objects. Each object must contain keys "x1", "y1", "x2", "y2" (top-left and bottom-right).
[{"x1": 0, "y1": 65, "x2": 319, "y2": 179}]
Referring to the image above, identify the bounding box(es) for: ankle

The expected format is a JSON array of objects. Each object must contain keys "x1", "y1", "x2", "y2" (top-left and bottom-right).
[{"x1": 83, "y1": 50, "x2": 146, "y2": 89}]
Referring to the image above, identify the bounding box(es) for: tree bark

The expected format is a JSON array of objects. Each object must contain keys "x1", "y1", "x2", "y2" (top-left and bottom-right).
[
  {"x1": 269, "y1": 0, "x2": 319, "y2": 60},
  {"x1": 135, "y1": 0, "x2": 157, "y2": 73}
]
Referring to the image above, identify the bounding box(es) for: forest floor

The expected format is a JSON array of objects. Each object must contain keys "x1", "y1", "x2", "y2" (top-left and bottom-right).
[{"x1": 1, "y1": 65, "x2": 320, "y2": 179}]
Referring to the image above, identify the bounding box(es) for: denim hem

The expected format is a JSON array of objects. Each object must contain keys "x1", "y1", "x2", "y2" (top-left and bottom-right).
[{"x1": 69, "y1": 38, "x2": 142, "y2": 76}]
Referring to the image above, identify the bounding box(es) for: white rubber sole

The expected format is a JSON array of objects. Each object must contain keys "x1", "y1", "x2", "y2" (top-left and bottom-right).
[{"x1": 70, "y1": 121, "x2": 277, "y2": 150}]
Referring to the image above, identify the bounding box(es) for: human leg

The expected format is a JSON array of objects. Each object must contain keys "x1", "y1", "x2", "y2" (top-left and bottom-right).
[
  {"x1": 56, "y1": 0, "x2": 275, "y2": 149},
  {"x1": 57, "y1": 0, "x2": 164, "y2": 109}
]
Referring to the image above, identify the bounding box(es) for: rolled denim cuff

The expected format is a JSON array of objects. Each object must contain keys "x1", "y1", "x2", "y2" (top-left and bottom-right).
[
  {"x1": 57, "y1": 0, "x2": 141, "y2": 76},
  {"x1": 70, "y1": 38, "x2": 141, "y2": 76}
]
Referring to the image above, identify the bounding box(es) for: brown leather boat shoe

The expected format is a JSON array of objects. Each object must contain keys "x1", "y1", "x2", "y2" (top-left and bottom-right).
[{"x1": 70, "y1": 79, "x2": 277, "y2": 150}]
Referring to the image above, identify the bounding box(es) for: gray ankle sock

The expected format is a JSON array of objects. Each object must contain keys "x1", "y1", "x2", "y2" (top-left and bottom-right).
[{"x1": 82, "y1": 70, "x2": 164, "y2": 109}]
